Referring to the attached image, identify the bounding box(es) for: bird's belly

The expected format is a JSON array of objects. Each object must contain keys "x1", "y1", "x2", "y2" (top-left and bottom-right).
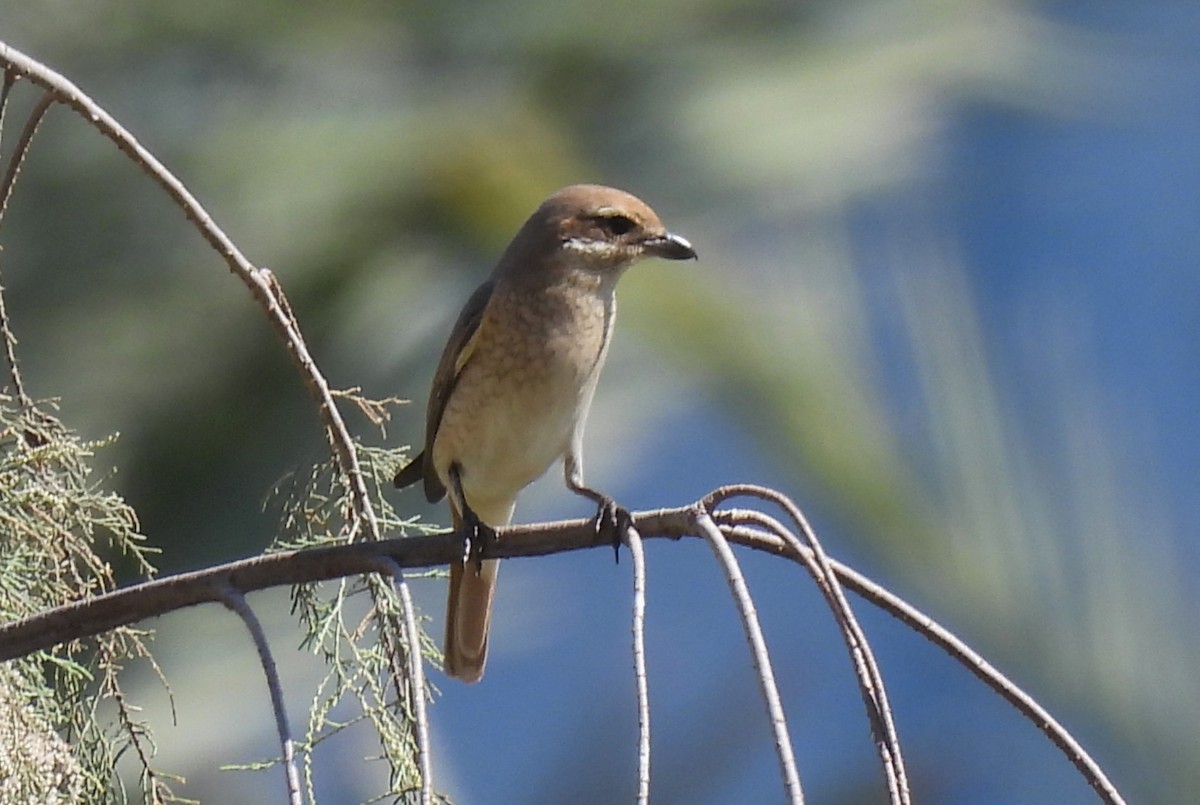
[{"x1": 432, "y1": 360, "x2": 584, "y2": 510}]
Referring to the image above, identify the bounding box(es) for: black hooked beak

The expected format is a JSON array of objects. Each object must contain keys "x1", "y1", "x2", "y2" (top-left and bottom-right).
[{"x1": 644, "y1": 231, "x2": 697, "y2": 261}]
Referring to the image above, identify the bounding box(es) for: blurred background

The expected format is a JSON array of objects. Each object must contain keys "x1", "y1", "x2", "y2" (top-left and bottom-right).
[{"x1": 2, "y1": 1, "x2": 1196, "y2": 802}]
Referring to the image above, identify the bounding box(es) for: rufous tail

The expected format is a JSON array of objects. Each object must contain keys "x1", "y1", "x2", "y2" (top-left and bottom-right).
[{"x1": 443, "y1": 501, "x2": 512, "y2": 683}]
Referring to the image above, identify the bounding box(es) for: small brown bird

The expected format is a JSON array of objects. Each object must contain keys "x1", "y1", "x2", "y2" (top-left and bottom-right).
[{"x1": 393, "y1": 184, "x2": 696, "y2": 683}]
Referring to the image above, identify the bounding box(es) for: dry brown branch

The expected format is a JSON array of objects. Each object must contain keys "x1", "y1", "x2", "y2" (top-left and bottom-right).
[
  {"x1": 715, "y1": 521, "x2": 1128, "y2": 805},
  {"x1": 331, "y1": 386, "x2": 407, "y2": 432}
]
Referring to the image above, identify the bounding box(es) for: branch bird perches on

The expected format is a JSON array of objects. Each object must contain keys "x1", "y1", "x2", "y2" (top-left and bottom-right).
[{"x1": 0, "y1": 493, "x2": 1125, "y2": 805}]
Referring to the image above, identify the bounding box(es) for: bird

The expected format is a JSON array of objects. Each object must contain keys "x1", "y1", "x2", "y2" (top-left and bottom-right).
[{"x1": 393, "y1": 183, "x2": 696, "y2": 683}]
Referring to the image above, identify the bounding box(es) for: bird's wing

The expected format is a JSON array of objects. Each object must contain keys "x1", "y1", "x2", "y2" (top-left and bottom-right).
[{"x1": 417, "y1": 278, "x2": 495, "y2": 502}]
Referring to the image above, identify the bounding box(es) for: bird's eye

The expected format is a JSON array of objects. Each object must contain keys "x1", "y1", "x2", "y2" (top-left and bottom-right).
[{"x1": 595, "y1": 214, "x2": 636, "y2": 237}]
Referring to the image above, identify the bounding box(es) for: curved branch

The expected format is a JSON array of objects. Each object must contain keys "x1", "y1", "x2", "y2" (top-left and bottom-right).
[
  {"x1": 718, "y1": 522, "x2": 1126, "y2": 805},
  {"x1": 371, "y1": 558, "x2": 433, "y2": 805},
  {"x1": 0, "y1": 47, "x2": 427, "y2": 784},
  {"x1": 625, "y1": 526, "x2": 651, "y2": 805},
  {"x1": 0, "y1": 41, "x2": 382, "y2": 545},
  {"x1": 711, "y1": 497, "x2": 909, "y2": 804},
  {"x1": 217, "y1": 586, "x2": 303, "y2": 805},
  {"x1": 693, "y1": 511, "x2": 803, "y2": 805},
  {"x1": 0, "y1": 88, "x2": 55, "y2": 404},
  {"x1": 0, "y1": 88, "x2": 53, "y2": 231}
]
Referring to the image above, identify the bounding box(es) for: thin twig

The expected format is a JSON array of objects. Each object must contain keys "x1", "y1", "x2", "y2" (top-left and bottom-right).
[
  {"x1": 0, "y1": 262, "x2": 25, "y2": 403},
  {"x1": 258, "y1": 267, "x2": 411, "y2": 717},
  {"x1": 693, "y1": 510, "x2": 803, "y2": 805},
  {"x1": 625, "y1": 525, "x2": 651, "y2": 805},
  {"x1": 0, "y1": 88, "x2": 55, "y2": 404},
  {"x1": 0, "y1": 68, "x2": 17, "y2": 152},
  {"x1": 718, "y1": 522, "x2": 1126, "y2": 805},
  {"x1": 707, "y1": 486, "x2": 910, "y2": 805},
  {"x1": 110, "y1": 685, "x2": 173, "y2": 803},
  {"x1": 370, "y1": 557, "x2": 433, "y2": 805},
  {"x1": 716, "y1": 504, "x2": 909, "y2": 803},
  {"x1": 0, "y1": 88, "x2": 52, "y2": 230},
  {"x1": 216, "y1": 586, "x2": 303, "y2": 805}
]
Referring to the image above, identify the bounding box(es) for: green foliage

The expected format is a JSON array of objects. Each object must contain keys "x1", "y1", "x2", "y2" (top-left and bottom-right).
[
  {"x1": 266, "y1": 441, "x2": 446, "y2": 804},
  {"x1": 0, "y1": 396, "x2": 179, "y2": 803}
]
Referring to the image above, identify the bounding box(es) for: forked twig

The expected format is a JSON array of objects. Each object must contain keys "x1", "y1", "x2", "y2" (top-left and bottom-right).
[
  {"x1": 217, "y1": 586, "x2": 303, "y2": 805},
  {"x1": 720, "y1": 508, "x2": 908, "y2": 802},
  {"x1": 693, "y1": 510, "x2": 804, "y2": 805},
  {"x1": 625, "y1": 525, "x2": 651, "y2": 805},
  {"x1": 707, "y1": 486, "x2": 910, "y2": 804},
  {"x1": 724, "y1": 522, "x2": 1129, "y2": 805}
]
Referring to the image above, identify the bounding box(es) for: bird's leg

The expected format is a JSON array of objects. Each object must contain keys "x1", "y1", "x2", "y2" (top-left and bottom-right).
[
  {"x1": 564, "y1": 454, "x2": 631, "y2": 563},
  {"x1": 449, "y1": 463, "x2": 497, "y2": 572}
]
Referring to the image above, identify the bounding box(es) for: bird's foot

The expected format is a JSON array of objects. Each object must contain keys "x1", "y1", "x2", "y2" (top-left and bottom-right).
[
  {"x1": 591, "y1": 496, "x2": 633, "y2": 564},
  {"x1": 461, "y1": 509, "x2": 498, "y2": 573}
]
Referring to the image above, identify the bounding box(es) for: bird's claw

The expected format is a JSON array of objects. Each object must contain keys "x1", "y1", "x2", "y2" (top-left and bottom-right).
[
  {"x1": 461, "y1": 511, "x2": 498, "y2": 573},
  {"x1": 592, "y1": 497, "x2": 633, "y2": 564}
]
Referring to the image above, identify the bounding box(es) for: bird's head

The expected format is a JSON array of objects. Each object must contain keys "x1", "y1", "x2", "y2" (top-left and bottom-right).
[{"x1": 502, "y1": 184, "x2": 697, "y2": 278}]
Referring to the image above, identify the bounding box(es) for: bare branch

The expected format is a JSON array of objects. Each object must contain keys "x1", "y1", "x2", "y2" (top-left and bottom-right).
[
  {"x1": 625, "y1": 526, "x2": 651, "y2": 805},
  {"x1": 0, "y1": 533, "x2": 442, "y2": 663},
  {"x1": 217, "y1": 586, "x2": 303, "y2": 805},
  {"x1": 711, "y1": 497, "x2": 910, "y2": 804},
  {"x1": 725, "y1": 521, "x2": 1129, "y2": 805},
  {"x1": 370, "y1": 558, "x2": 433, "y2": 805},
  {"x1": 0, "y1": 43, "x2": 439, "y2": 800},
  {"x1": 0, "y1": 509, "x2": 702, "y2": 662},
  {"x1": 0, "y1": 42, "x2": 385, "y2": 549},
  {"x1": 0, "y1": 88, "x2": 52, "y2": 231},
  {"x1": 0, "y1": 67, "x2": 16, "y2": 150},
  {"x1": 710, "y1": 506, "x2": 907, "y2": 801},
  {"x1": 692, "y1": 511, "x2": 803, "y2": 805},
  {"x1": 0, "y1": 88, "x2": 55, "y2": 404}
]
